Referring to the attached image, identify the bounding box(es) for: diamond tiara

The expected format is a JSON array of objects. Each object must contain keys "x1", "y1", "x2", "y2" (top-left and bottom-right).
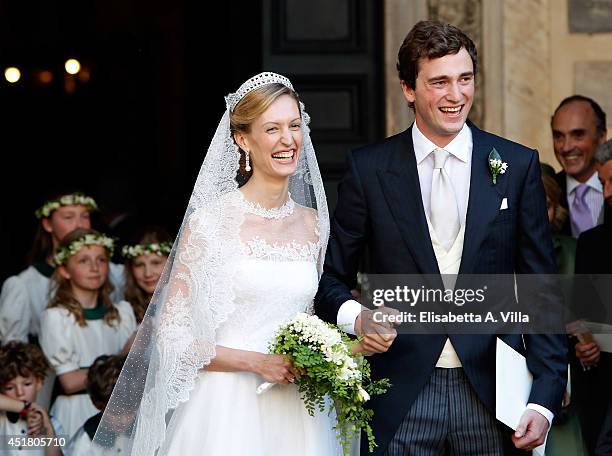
[{"x1": 225, "y1": 72, "x2": 294, "y2": 112}]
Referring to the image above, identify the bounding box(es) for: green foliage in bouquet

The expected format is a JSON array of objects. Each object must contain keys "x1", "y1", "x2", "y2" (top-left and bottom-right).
[{"x1": 269, "y1": 313, "x2": 391, "y2": 455}]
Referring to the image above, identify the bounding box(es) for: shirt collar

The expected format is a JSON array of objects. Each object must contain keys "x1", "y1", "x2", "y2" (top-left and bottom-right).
[
  {"x1": 83, "y1": 298, "x2": 107, "y2": 320},
  {"x1": 32, "y1": 260, "x2": 55, "y2": 278},
  {"x1": 566, "y1": 170, "x2": 602, "y2": 194},
  {"x1": 412, "y1": 121, "x2": 471, "y2": 164}
]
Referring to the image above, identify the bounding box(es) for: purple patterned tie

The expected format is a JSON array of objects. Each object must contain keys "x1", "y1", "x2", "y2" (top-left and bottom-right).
[{"x1": 570, "y1": 184, "x2": 593, "y2": 237}]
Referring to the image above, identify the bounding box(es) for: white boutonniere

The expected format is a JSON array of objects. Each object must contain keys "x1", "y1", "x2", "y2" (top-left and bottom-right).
[{"x1": 488, "y1": 148, "x2": 508, "y2": 185}]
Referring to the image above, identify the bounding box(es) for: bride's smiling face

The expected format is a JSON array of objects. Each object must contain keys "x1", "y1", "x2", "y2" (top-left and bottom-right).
[{"x1": 235, "y1": 94, "x2": 302, "y2": 180}]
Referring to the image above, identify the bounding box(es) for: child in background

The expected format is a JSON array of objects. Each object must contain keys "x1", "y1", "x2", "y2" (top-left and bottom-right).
[
  {"x1": 40, "y1": 229, "x2": 136, "y2": 439},
  {"x1": 0, "y1": 192, "x2": 125, "y2": 344},
  {"x1": 0, "y1": 341, "x2": 64, "y2": 456},
  {"x1": 67, "y1": 355, "x2": 126, "y2": 455},
  {"x1": 0, "y1": 192, "x2": 125, "y2": 408},
  {"x1": 122, "y1": 226, "x2": 172, "y2": 324}
]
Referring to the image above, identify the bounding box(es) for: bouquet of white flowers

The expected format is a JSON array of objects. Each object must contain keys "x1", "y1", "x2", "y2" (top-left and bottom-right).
[{"x1": 256, "y1": 312, "x2": 390, "y2": 455}]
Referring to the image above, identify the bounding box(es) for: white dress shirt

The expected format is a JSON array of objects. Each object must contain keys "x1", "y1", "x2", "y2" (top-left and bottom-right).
[
  {"x1": 566, "y1": 172, "x2": 604, "y2": 237},
  {"x1": 413, "y1": 122, "x2": 472, "y2": 224}
]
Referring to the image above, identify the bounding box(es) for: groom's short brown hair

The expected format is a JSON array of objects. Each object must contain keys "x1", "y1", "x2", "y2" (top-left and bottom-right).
[{"x1": 397, "y1": 20, "x2": 478, "y2": 90}]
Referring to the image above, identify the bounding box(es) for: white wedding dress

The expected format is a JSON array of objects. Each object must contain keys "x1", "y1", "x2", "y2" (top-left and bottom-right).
[{"x1": 160, "y1": 192, "x2": 343, "y2": 456}]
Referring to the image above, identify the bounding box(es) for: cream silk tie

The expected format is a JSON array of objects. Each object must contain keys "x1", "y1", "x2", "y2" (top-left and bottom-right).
[{"x1": 430, "y1": 148, "x2": 460, "y2": 251}]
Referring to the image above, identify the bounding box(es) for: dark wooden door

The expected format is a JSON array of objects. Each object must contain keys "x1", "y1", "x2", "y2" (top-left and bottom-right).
[{"x1": 262, "y1": 0, "x2": 384, "y2": 209}]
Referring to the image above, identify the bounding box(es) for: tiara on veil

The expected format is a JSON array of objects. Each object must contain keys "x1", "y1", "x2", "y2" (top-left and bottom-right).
[{"x1": 225, "y1": 72, "x2": 294, "y2": 112}]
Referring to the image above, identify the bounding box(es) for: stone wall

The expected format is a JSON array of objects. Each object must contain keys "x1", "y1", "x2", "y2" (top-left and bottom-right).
[{"x1": 384, "y1": 0, "x2": 612, "y2": 168}]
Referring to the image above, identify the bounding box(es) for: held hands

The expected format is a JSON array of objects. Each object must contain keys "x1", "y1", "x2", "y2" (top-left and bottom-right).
[
  {"x1": 575, "y1": 341, "x2": 600, "y2": 368},
  {"x1": 255, "y1": 353, "x2": 304, "y2": 385},
  {"x1": 353, "y1": 308, "x2": 400, "y2": 355},
  {"x1": 512, "y1": 409, "x2": 549, "y2": 452}
]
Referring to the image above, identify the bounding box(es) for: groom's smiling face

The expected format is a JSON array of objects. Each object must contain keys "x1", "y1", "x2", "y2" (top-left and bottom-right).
[{"x1": 402, "y1": 47, "x2": 474, "y2": 148}]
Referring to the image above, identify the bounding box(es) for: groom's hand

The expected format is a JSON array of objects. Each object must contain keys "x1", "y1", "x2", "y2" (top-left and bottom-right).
[
  {"x1": 511, "y1": 409, "x2": 549, "y2": 451},
  {"x1": 355, "y1": 308, "x2": 399, "y2": 354}
]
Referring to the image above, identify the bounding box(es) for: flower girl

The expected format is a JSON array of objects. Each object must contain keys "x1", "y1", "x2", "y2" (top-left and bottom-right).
[
  {"x1": 0, "y1": 192, "x2": 125, "y2": 345},
  {"x1": 121, "y1": 226, "x2": 172, "y2": 324},
  {"x1": 39, "y1": 228, "x2": 136, "y2": 439},
  {"x1": 0, "y1": 192, "x2": 123, "y2": 409}
]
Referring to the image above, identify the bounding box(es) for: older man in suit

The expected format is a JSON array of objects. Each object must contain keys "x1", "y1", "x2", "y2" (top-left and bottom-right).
[{"x1": 551, "y1": 96, "x2": 608, "y2": 238}]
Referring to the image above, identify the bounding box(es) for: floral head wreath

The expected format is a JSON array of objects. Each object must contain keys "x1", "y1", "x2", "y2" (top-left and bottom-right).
[
  {"x1": 122, "y1": 241, "x2": 173, "y2": 259},
  {"x1": 35, "y1": 193, "x2": 98, "y2": 219},
  {"x1": 53, "y1": 233, "x2": 115, "y2": 266}
]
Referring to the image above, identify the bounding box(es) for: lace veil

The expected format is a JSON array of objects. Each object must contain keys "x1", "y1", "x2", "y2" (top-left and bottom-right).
[{"x1": 93, "y1": 72, "x2": 330, "y2": 455}]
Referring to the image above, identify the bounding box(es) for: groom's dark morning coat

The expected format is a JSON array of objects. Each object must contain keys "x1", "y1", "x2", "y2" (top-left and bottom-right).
[{"x1": 315, "y1": 122, "x2": 568, "y2": 455}]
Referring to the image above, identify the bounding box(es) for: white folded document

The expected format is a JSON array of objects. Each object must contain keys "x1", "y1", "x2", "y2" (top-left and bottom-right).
[
  {"x1": 496, "y1": 338, "x2": 547, "y2": 456},
  {"x1": 584, "y1": 321, "x2": 612, "y2": 353}
]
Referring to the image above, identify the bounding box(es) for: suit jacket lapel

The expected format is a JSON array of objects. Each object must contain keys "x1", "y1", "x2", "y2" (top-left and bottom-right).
[
  {"x1": 459, "y1": 123, "x2": 509, "y2": 274},
  {"x1": 377, "y1": 127, "x2": 441, "y2": 274}
]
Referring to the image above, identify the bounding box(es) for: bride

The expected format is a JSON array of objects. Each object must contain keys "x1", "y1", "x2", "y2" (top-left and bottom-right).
[{"x1": 93, "y1": 73, "x2": 343, "y2": 455}]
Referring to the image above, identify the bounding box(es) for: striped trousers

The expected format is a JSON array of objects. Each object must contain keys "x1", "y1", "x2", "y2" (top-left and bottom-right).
[{"x1": 383, "y1": 368, "x2": 522, "y2": 456}]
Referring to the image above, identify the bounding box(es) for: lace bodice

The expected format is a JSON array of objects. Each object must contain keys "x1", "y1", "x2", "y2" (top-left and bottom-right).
[
  {"x1": 210, "y1": 191, "x2": 321, "y2": 352},
  {"x1": 217, "y1": 257, "x2": 318, "y2": 352}
]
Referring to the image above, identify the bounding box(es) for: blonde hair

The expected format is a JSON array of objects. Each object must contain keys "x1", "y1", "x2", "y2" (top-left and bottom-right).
[
  {"x1": 28, "y1": 189, "x2": 92, "y2": 264},
  {"x1": 123, "y1": 227, "x2": 171, "y2": 323},
  {"x1": 49, "y1": 228, "x2": 120, "y2": 327},
  {"x1": 542, "y1": 174, "x2": 568, "y2": 232},
  {"x1": 230, "y1": 83, "x2": 300, "y2": 180}
]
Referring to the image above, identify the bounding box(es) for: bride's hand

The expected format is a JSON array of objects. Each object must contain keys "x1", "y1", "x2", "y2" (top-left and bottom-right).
[{"x1": 254, "y1": 354, "x2": 297, "y2": 384}]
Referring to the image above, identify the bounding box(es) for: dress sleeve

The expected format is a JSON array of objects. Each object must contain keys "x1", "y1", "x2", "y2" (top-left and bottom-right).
[
  {"x1": 109, "y1": 263, "x2": 126, "y2": 303},
  {"x1": 39, "y1": 309, "x2": 79, "y2": 375},
  {"x1": 115, "y1": 300, "x2": 137, "y2": 344},
  {"x1": 0, "y1": 275, "x2": 31, "y2": 343}
]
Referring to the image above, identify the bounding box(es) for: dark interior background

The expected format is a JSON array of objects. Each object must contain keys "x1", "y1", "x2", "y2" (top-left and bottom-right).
[{"x1": 0, "y1": 0, "x2": 384, "y2": 282}]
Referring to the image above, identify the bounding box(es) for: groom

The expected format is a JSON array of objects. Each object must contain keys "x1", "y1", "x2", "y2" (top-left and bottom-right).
[{"x1": 315, "y1": 21, "x2": 567, "y2": 455}]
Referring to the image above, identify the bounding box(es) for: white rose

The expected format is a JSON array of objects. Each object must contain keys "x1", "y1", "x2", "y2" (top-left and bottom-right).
[
  {"x1": 357, "y1": 386, "x2": 370, "y2": 402},
  {"x1": 338, "y1": 364, "x2": 353, "y2": 381}
]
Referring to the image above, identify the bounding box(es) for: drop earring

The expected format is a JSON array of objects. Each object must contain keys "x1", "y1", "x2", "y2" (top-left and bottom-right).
[{"x1": 245, "y1": 150, "x2": 251, "y2": 172}]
